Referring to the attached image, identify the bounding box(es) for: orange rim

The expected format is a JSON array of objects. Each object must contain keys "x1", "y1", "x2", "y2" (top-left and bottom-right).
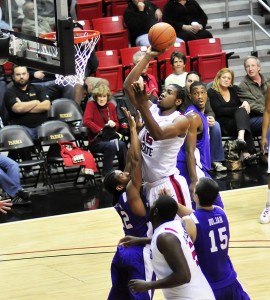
[{"x1": 40, "y1": 30, "x2": 100, "y2": 44}]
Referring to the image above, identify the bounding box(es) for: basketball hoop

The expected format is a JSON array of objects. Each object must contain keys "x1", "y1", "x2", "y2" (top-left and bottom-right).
[{"x1": 40, "y1": 30, "x2": 100, "y2": 87}]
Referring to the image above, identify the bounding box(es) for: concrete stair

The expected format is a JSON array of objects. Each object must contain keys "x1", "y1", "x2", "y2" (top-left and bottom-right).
[{"x1": 196, "y1": 0, "x2": 270, "y2": 84}]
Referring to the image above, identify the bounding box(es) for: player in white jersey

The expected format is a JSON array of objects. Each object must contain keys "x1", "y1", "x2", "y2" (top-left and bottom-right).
[
  {"x1": 124, "y1": 47, "x2": 192, "y2": 209},
  {"x1": 128, "y1": 195, "x2": 215, "y2": 300}
]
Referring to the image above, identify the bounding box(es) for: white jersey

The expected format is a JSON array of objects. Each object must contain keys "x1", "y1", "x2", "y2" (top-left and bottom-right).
[
  {"x1": 151, "y1": 220, "x2": 215, "y2": 300},
  {"x1": 138, "y1": 104, "x2": 186, "y2": 183}
]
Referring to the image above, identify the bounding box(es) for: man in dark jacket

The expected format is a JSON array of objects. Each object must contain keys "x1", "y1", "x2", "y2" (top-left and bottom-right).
[{"x1": 124, "y1": 0, "x2": 162, "y2": 46}]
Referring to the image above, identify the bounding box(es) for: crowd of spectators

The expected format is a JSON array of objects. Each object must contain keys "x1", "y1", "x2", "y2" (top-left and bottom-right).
[{"x1": 0, "y1": 0, "x2": 268, "y2": 187}]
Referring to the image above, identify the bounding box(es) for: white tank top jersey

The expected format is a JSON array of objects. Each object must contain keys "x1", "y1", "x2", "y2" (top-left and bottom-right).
[
  {"x1": 138, "y1": 104, "x2": 186, "y2": 183},
  {"x1": 151, "y1": 220, "x2": 215, "y2": 300}
]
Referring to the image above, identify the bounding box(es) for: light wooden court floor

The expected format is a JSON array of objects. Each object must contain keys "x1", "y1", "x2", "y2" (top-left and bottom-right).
[{"x1": 0, "y1": 186, "x2": 270, "y2": 300}]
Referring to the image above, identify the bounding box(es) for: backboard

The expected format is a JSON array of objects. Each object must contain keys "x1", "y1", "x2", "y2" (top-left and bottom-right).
[{"x1": 0, "y1": 0, "x2": 76, "y2": 75}]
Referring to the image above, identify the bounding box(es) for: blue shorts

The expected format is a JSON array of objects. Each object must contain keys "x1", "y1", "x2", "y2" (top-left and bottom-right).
[
  {"x1": 108, "y1": 245, "x2": 154, "y2": 300},
  {"x1": 213, "y1": 279, "x2": 251, "y2": 300}
]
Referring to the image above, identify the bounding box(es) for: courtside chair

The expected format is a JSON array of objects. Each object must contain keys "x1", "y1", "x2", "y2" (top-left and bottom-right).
[
  {"x1": 0, "y1": 125, "x2": 51, "y2": 190},
  {"x1": 48, "y1": 98, "x2": 86, "y2": 147},
  {"x1": 37, "y1": 120, "x2": 82, "y2": 189}
]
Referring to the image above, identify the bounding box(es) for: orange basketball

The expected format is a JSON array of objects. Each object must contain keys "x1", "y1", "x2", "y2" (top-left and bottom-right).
[{"x1": 148, "y1": 22, "x2": 176, "y2": 51}]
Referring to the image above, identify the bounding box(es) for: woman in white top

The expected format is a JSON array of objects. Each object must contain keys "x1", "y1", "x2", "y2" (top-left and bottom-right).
[{"x1": 165, "y1": 51, "x2": 188, "y2": 88}]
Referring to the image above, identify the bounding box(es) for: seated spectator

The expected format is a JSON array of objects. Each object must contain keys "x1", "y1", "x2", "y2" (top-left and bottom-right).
[
  {"x1": 21, "y1": 1, "x2": 52, "y2": 36},
  {"x1": 0, "y1": 155, "x2": 31, "y2": 205},
  {"x1": 237, "y1": 56, "x2": 270, "y2": 137},
  {"x1": 182, "y1": 71, "x2": 227, "y2": 172},
  {"x1": 164, "y1": 51, "x2": 188, "y2": 88},
  {"x1": 4, "y1": 65, "x2": 51, "y2": 177},
  {"x1": 124, "y1": 0, "x2": 162, "y2": 47},
  {"x1": 133, "y1": 50, "x2": 160, "y2": 101},
  {"x1": 83, "y1": 84, "x2": 127, "y2": 177},
  {"x1": 124, "y1": 0, "x2": 184, "y2": 47},
  {"x1": 163, "y1": 0, "x2": 213, "y2": 43},
  {"x1": 207, "y1": 68, "x2": 257, "y2": 163}
]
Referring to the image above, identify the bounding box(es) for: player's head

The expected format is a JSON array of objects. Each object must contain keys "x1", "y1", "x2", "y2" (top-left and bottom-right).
[
  {"x1": 190, "y1": 81, "x2": 207, "y2": 110},
  {"x1": 149, "y1": 195, "x2": 178, "y2": 226},
  {"x1": 103, "y1": 170, "x2": 131, "y2": 195},
  {"x1": 194, "y1": 177, "x2": 219, "y2": 207},
  {"x1": 158, "y1": 84, "x2": 185, "y2": 111}
]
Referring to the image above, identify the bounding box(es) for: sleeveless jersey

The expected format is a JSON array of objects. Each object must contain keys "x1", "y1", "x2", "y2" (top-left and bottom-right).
[
  {"x1": 178, "y1": 105, "x2": 211, "y2": 171},
  {"x1": 151, "y1": 220, "x2": 215, "y2": 300},
  {"x1": 190, "y1": 206, "x2": 237, "y2": 290},
  {"x1": 114, "y1": 192, "x2": 149, "y2": 237},
  {"x1": 138, "y1": 104, "x2": 186, "y2": 183}
]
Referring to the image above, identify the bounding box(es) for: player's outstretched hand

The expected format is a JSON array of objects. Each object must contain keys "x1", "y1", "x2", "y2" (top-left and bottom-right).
[
  {"x1": 146, "y1": 45, "x2": 165, "y2": 58},
  {"x1": 121, "y1": 107, "x2": 136, "y2": 130},
  {"x1": 131, "y1": 81, "x2": 148, "y2": 107}
]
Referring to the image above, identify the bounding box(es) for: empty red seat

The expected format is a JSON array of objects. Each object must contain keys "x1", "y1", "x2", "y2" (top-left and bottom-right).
[
  {"x1": 92, "y1": 16, "x2": 129, "y2": 51},
  {"x1": 187, "y1": 38, "x2": 234, "y2": 83},
  {"x1": 95, "y1": 50, "x2": 123, "y2": 93},
  {"x1": 76, "y1": 0, "x2": 103, "y2": 20}
]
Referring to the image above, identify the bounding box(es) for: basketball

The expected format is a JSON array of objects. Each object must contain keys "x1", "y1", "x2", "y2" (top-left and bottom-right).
[{"x1": 148, "y1": 22, "x2": 176, "y2": 51}]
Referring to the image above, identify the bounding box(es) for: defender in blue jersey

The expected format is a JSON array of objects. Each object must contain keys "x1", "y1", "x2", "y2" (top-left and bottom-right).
[
  {"x1": 104, "y1": 108, "x2": 154, "y2": 300},
  {"x1": 177, "y1": 81, "x2": 224, "y2": 208},
  {"x1": 180, "y1": 177, "x2": 250, "y2": 300}
]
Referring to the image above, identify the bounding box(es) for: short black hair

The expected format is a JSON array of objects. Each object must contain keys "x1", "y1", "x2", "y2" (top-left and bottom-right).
[
  {"x1": 195, "y1": 177, "x2": 219, "y2": 206},
  {"x1": 169, "y1": 83, "x2": 185, "y2": 108},
  {"x1": 155, "y1": 195, "x2": 178, "y2": 222},
  {"x1": 190, "y1": 81, "x2": 206, "y2": 94},
  {"x1": 103, "y1": 170, "x2": 119, "y2": 194}
]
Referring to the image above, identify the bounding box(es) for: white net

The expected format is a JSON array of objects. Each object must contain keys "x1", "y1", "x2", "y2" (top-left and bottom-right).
[
  {"x1": 56, "y1": 33, "x2": 99, "y2": 87},
  {"x1": 40, "y1": 31, "x2": 99, "y2": 87}
]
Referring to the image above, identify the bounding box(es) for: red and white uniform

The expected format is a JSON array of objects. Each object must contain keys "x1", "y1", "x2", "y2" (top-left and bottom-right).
[
  {"x1": 138, "y1": 104, "x2": 192, "y2": 208},
  {"x1": 151, "y1": 220, "x2": 215, "y2": 300}
]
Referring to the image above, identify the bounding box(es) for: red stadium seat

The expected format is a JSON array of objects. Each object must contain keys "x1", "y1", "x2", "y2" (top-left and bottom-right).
[
  {"x1": 187, "y1": 38, "x2": 234, "y2": 83},
  {"x1": 95, "y1": 50, "x2": 123, "y2": 93},
  {"x1": 76, "y1": 0, "x2": 103, "y2": 20},
  {"x1": 151, "y1": 0, "x2": 167, "y2": 10},
  {"x1": 92, "y1": 16, "x2": 129, "y2": 51},
  {"x1": 120, "y1": 46, "x2": 158, "y2": 80},
  {"x1": 76, "y1": 20, "x2": 92, "y2": 30},
  {"x1": 105, "y1": 0, "x2": 128, "y2": 17}
]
